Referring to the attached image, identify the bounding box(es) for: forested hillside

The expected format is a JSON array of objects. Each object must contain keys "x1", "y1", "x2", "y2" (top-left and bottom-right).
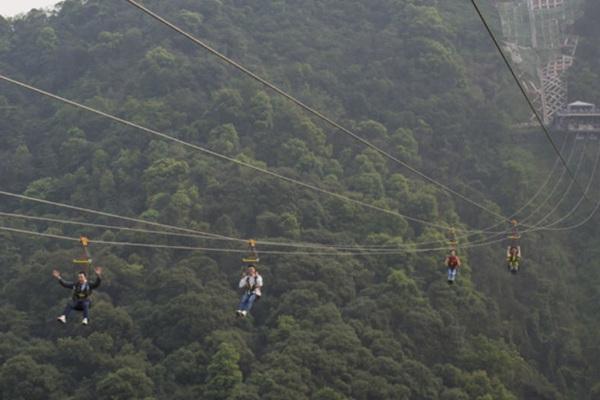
[{"x1": 0, "y1": 0, "x2": 599, "y2": 399}]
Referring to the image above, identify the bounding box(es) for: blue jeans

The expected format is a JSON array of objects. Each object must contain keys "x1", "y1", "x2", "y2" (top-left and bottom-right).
[
  {"x1": 64, "y1": 299, "x2": 90, "y2": 319},
  {"x1": 447, "y1": 268, "x2": 457, "y2": 281},
  {"x1": 238, "y1": 292, "x2": 258, "y2": 312}
]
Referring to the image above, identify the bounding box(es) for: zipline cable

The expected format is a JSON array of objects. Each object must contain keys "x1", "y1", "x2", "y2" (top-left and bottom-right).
[
  {"x1": 453, "y1": 135, "x2": 573, "y2": 236},
  {"x1": 402, "y1": 135, "x2": 575, "y2": 238},
  {"x1": 0, "y1": 189, "x2": 485, "y2": 251},
  {"x1": 1, "y1": 6, "x2": 595, "y2": 258},
  {"x1": 527, "y1": 139, "x2": 589, "y2": 227},
  {"x1": 0, "y1": 193, "x2": 499, "y2": 251},
  {"x1": 0, "y1": 210, "x2": 432, "y2": 252},
  {"x1": 2, "y1": 92, "x2": 510, "y2": 246},
  {"x1": 539, "y1": 141, "x2": 600, "y2": 230},
  {"x1": 423, "y1": 139, "x2": 597, "y2": 244},
  {"x1": 0, "y1": 190, "x2": 230, "y2": 239},
  {"x1": 0, "y1": 194, "x2": 406, "y2": 251},
  {"x1": 0, "y1": 225, "x2": 352, "y2": 256},
  {"x1": 520, "y1": 138, "x2": 584, "y2": 226},
  {"x1": 4, "y1": 163, "x2": 591, "y2": 254},
  {"x1": 480, "y1": 142, "x2": 600, "y2": 236},
  {"x1": 125, "y1": 0, "x2": 514, "y2": 225},
  {"x1": 468, "y1": 0, "x2": 591, "y2": 203},
  {"x1": 0, "y1": 224, "x2": 515, "y2": 256},
  {"x1": 0, "y1": 211, "x2": 230, "y2": 240},
  {"x1": 125, "y1": 0, "x2": 588, "y2": 236},
  {"x1": 6, "y1": 153, "x2": 597, "y2": 256},
  {"x1": 1, "y1": 6, "x2": 583, "y2": 244},
  {"x1": 510, "y1": 135, "x2": 570, "y2": 221},
  {"x1": 0, "y1": 74, "x2": 492, "y2": 234},
  {"x1": 1, "y1": 152, "x2": 594, "y2": 254},
  {"x1": 511, "y1": 144, "x2": 600, "y2": 233},
  {"x1": 541, "y1": 193, "x2": 600, "y2": 231}
]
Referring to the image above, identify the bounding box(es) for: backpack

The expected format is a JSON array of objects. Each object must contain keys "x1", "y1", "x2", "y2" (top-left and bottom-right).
[{"x1": 447, "y1": 256, "x2": 459, "y2": 268}]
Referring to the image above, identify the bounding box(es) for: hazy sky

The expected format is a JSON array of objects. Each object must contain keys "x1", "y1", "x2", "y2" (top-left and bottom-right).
[{"x1": 0, "y1": 0, "x2": 60, "y2": 17}]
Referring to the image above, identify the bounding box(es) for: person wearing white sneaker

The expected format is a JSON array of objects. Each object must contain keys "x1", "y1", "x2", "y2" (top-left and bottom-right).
[
  {"x1": 237, "y1": 265, "x2": 263, "y2": 318},
  {"x1": 53, "y1": 266, "x2": 102, "y2": 325}
]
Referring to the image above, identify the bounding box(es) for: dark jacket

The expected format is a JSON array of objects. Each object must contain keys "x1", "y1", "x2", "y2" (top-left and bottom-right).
[{"x1": 58, "y1": 276, "x2": 101, "y2": 301}]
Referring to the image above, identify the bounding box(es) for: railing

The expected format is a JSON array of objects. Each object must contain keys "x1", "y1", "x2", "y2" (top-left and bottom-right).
[
  {"x1": 565, "y1": 108, "x2": 598, "y2": 114},
  {"x1": 566, "y1": 124, "x2": 600, "y2": 132},
  {"x1": 531, "y1": 0, "x2": 564, "y2": 11}
]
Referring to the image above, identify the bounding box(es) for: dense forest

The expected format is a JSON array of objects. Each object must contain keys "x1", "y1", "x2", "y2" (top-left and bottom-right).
[{"x1": 0, "y1": 0, "x2": 599, "y2": 399}]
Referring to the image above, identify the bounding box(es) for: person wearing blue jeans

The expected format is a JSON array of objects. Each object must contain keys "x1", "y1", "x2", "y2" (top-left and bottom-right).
[
  {"x1": 53, "y1": 267, "x2": 102, "y2": 325},
  {"x1": 447, "y1": 266, "x2": 458, "y2": 282},
  {"x1": 236, "y1": 265, "x2": 263, "y2": 317},
  {"x1": 444, "y1": 249, "x2": 461, "y2": 284}
]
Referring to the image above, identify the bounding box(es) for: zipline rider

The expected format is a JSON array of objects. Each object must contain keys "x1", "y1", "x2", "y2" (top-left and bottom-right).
[
  {"x1": 236, "y1": 265, "x2": 262, "y2": 317},
  {"x1": 53, "y1": 267, "x2": 102, "y2": 325}
]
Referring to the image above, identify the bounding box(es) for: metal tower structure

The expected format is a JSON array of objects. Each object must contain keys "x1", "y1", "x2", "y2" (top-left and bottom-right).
[{"x1": 495, "y1": 0, "x2": 583, "y2": 124}]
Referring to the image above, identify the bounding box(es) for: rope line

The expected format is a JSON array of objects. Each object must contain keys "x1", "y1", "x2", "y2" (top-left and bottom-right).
[
  {"x1": 541, "y1": 141, "x2": 600, "y2": 230},
  {"x1": 0, "y1": 189, "x2": 502, "y2": 251},
  {"x1": 528, "y1": 139, "x2": 588, "y2": 227},
  {"x1": 126, "y1": 0, "x2": 513, "y2": 224},
  {"x1": 453, "y1": 136, "x2": 573, "y2": 236},
  {"x1": 125, "y1": 0, "x2": 597, "y2": 238},
  {"x1": 0, "y1": 210, "x2": 432, "y2": 251},
  {"x1": 4, "y1": 146, "x2": 598, "y2": 257},
  {"x1": 0, "y1": 225, "x2": 514, "y2": 256},
  {"x1": 0, "y1": 190, "x2": 228, "y2": 239},
  {"x1": 0, "y1": 74, "x2": 483, "y2": 233},
  {"x1": 520, "y1": 138, "x2": 583, "y2": 226},
  {"x1": 2, "y1": 2, "x2": 596, "y2": 252},
  {"x1": 511, "y1": 136, "x2": 570, "y2": 221},
  {"x1": 468, "y1": 0, "x2": 591, "y2": 203}
]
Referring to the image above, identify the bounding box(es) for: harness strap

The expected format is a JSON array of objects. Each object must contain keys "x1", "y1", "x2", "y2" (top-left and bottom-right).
[
  {"x1": 245, "y1": 275, "x2": 261, "y2": 295},
  {"x1": 74, "y1": 282, "x2": 91, "y2": 299}
]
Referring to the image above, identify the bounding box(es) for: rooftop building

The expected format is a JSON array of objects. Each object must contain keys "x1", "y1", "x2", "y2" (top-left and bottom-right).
[{"x1": 553, "y1": 101, "x2": 600, "y2": 134}]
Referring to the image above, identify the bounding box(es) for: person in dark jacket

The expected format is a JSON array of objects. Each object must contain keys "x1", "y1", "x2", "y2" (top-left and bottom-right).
[{"x1": 53, "y1": 267, "x2": 102, "y2": 325}]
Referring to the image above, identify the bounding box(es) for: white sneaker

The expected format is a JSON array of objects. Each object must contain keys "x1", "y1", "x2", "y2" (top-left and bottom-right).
[
  {"x1": 241, "y1": 310, "x2": 248, "y2": 317},
  {"x1": 57, "y1": 315, "x2": 66, "y2": 324},
  {"x1": 82, "y1": 318, "x2": 89, "y2": 325}
]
